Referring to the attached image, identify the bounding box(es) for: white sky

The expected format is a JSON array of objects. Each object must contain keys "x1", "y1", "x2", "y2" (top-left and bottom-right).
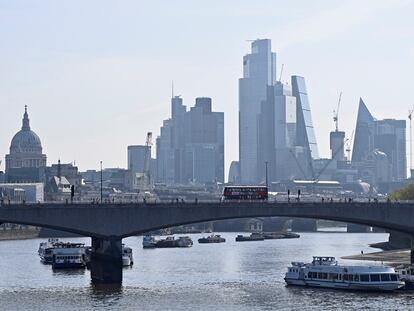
[{"x1": 1, "y1": 0, "x2": 413, "y2": 178}]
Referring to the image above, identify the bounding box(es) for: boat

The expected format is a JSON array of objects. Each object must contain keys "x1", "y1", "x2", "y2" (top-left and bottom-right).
[
  {"x1": 263, "y1": 232, "x2": 300, "y2": 240},
  {"x1": 38, "y1": 238, "x2": 60, "y2": 264},
  {"x1": 142, "y1": 235, "x2": 158, "y2": 249},
  {"x1": 395, "y1": 265, "x2": 414, "y2": 289},
  {"x1": 155, "y1": 236, "x2": 193, "y2": 248},
  {"x1": 51, "y1": 242, "x2": 88, "y2": 269},
  {"x1": 235, "y1": 233, "x2": 264, "y2": 242},
  {"x1": 122, "y1": 244, "x2": 134, "y2": 266},
  {"x1": 284, "y1": 256, "x2": 404, "y2": 291},
  {"x1": 175, "y1": 236, "x2": 193, "y2": 247},
  {"x1": 198, "y1": 234, "x2": 226, "y2": 244}
]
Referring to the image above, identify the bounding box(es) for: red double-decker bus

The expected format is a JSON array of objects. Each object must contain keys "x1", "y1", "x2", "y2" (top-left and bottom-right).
[{"x1": 222, "y1": 186, "x2": 268, "y2": 201}]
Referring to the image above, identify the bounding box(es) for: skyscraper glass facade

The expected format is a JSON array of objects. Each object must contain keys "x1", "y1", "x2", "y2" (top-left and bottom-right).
[
  {"x1": 291, "y1": 76, "x2": 319, "y2": 160},
  {"x1": 239, "y1": 39, "x2": 276, "y2": 184}
]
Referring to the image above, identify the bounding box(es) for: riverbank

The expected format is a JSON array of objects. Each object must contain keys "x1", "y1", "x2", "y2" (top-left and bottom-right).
[
  {"x1": 342, "y1": 249, "x2": 410, "y2": 264},
  {"x1": 0, "y1": 228, "x2": 39, "y2": 241}
]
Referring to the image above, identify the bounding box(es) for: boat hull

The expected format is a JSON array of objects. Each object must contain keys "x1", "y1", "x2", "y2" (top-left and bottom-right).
[
  {"x1": 52, "y1": 262, "x2": 85, "y2": 269},
  {"x1": 285, "y1": 278, "x2": 404, "y2": 292}
]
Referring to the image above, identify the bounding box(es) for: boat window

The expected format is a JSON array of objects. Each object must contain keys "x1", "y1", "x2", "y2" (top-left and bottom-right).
[
  {"x1": 360, "y1": 275, "x2": 369, "y2": 282},
  {"x1": 343, "y1": 274, "x2": 348, "y2": 281},
  {"x1": 329, "y1": 273, "x2": 338, "y2": 280},
  {"x1": 390, "y1": 274, "x2": 398, "y2": 281},
  {"x1": 354, "y1": 275, "x2": 359, "y2": 282},
  {"x1": 380, "y1": 274, "x2": 390, "y2": 282},
  {"x1": 370, "y1": 274, "x2": 380, "y2": 282}
]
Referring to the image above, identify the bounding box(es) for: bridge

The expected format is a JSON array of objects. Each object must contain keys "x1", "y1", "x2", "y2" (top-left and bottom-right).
[{"x1": 1, "y1": 201, "x2": 413, "y2": 283}]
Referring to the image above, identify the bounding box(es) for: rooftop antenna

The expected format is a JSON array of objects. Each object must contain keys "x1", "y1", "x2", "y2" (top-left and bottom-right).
[
  {"x1": 409, "y1": 107, "x2": 414, "y2": 175},
  {"x1": 172, "y1": 80, "x2": 174, "y2": 98},
  {"x1": 278, "y1": 64, "x2": 284, "y2": 82},
  {"x1": 333, "y1": 91, "x2": 342, "y2": 132}
]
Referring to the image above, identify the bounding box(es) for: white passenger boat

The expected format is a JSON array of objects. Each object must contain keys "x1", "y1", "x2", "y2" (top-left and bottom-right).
[
  {"x1": 51, "y1": 242, "x2": 87, "y2": 269},
  {"x1": 38, "y1": 238, "x2": 60, "y2": 264},
  {"x1": 284, "y1": 256, "x2": 404, "y2": 291},
  {"x1": 122, "y1": 245, "x2": 134, "y2": 267},
  {"x1": 395, "y1": 265, "x2": 414, "y2": 289}
]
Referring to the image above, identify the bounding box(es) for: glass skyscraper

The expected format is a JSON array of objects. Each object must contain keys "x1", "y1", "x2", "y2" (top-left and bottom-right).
[
  {"x1": 291, "y1": 75, "x2": 319, "y2": 160},
  {"x1": 239, "y1": 39, "x2": 276, "y2": 184}
]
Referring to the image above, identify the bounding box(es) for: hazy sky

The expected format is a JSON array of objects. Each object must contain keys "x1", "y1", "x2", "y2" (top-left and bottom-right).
[{"x1": 1, "y1": 0, "x2": 414, "y2": 177}]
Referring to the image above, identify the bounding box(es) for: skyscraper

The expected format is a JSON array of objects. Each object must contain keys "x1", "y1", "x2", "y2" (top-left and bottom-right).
[
  {"x1": 257, "y1": 82, "x2": 297, "y2": 182},
  {"x1": 352, "y1": 98, "x2": 406, "y2": 182},
  {"x1": 156, "y1": 96, "x2": 224, "y2": 184},
  {"x1": 352, "y1": 98, "x2": 375, "y2": 162},
  {"x1": 239, "y1": 39, "x2": 276, "y2": 184},
  {"x1": 128, "y1": 145, "x2": 151, "y2": 173},
  {"x1": 292, "y1": 76, "x2": 319, "y2": 160}
]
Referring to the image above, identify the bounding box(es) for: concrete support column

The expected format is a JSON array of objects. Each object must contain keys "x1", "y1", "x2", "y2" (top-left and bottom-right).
[
  {"x1": 411, "y1": 236, "x2": 414, "y2": 265},
  {"x1": 90, "y1": 237, "x2": 123, "y2": 284}
]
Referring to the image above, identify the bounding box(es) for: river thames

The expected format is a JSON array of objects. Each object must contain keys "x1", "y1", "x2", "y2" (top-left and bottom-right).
[{"x1": 1, "y1": 232, "x2": 414, "y2": 310}]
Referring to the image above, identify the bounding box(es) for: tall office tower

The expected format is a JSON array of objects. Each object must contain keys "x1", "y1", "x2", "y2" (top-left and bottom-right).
[
  {"x1": 156, "y1": 96, "x2": 224, "y2": 184},
  {"x1": 239, "y1": 39, "x2": 276, "y2": 184},
  {"x1": 183, "y1": 97, "x2": 224, "y2": 184},
  {"x1": 330, "y1": 131, "x2": 345, "y2": 161},
  {"x1": 352, "y1": 98, "x2": 375, "y2": 162},
  {"x1": 128, "y1": 145, "x2": 151, "y2": 173},
  {"x1": 291, "y1": 75, "x2": 319, "y2": 178},
  {"x1": 257, "y1": 82, "x2": 296, "y2": 182},
  {"x1": 374, "y1": 119, "x2": 406, "y2": 180},
  {"x1": 156, "y1": 96, "x2": 187, "y2": 184},
  {"x1": 156, "y1": 120, "x2": 175, "y2": 184},
  {"x1": 352, "y1": 98, "x2": 406, "y2": 182}
]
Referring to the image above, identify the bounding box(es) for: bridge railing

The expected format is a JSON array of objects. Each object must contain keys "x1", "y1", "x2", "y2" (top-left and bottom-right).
[{"x1": 1, "y1": 197, "x2": 412, "y2": 207}]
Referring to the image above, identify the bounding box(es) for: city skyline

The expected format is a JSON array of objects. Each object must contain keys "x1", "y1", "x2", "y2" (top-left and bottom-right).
[{"x1": 1, "y1": 1, "x2": 413, "y2": 176}]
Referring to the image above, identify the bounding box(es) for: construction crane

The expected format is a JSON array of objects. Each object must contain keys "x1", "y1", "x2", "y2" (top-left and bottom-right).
[
  {"x1": 345, "y1": 130, "x2": 355, "y2": 162},
  {"x1": 314, "y1": 138, "x2": 349, "y2": 181},
  {"x1": 143, "y1": 132, "x2": 153, "y2": 187},
  {"x1": 289, "y1": 149, "x2": 307, "y2": 179},
  {"x1": 333, "y1": 92, "x2": 342, "y2": 132},
  {"x1": 278, "y1": 64, "x2": 285, "y2": 82}
]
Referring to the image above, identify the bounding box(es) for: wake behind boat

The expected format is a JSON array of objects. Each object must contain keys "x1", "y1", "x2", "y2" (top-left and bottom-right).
[{"x1": 284, "y1": 256, "x2": 404, "y2": 292}]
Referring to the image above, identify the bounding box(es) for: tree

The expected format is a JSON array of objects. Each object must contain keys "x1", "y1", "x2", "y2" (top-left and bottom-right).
[{"x1": 389, "y1": 183, "x2": 414, "y2": 200}]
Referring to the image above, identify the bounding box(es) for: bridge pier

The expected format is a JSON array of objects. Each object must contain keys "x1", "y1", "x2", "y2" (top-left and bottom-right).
[
  {"x1": 411, "y1": 236, "x2": 414, "y2": 266},
  {"x1": 90, "y1": 237, "x2": 123, "y2": 284}
]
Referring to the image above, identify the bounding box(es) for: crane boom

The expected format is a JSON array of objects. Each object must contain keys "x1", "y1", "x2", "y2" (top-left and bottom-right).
[
  {"x1": 333, "y1": 92, "x2": 342, "y2": 132},
  {"x1": 278, "y1": 64, "x2": 284, "y2": 82},
  {"x1": 142, "y1": 132, "x2": 153, "y2": 188}
]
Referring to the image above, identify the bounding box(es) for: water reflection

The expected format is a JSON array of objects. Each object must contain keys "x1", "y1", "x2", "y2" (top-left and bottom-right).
[
  {"x1": 52, "y1": 268, "x2": 87, "y2": 277},
  {"x1": 89, "y1": 283, "x2": 124, "y2": 308}
]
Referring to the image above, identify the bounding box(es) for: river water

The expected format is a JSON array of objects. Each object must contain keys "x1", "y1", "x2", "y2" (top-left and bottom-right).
[{"x1": 1, "y1": 232, "x2": 414, "y2": 310}]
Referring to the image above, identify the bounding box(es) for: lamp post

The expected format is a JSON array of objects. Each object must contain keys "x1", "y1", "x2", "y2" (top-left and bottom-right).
[
  {"x1": 100, "y1": 161, "x2": 103, "y2": 203},
  {"x1": 265, "y1": 161, "x2": 268, "y2": 188}
]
